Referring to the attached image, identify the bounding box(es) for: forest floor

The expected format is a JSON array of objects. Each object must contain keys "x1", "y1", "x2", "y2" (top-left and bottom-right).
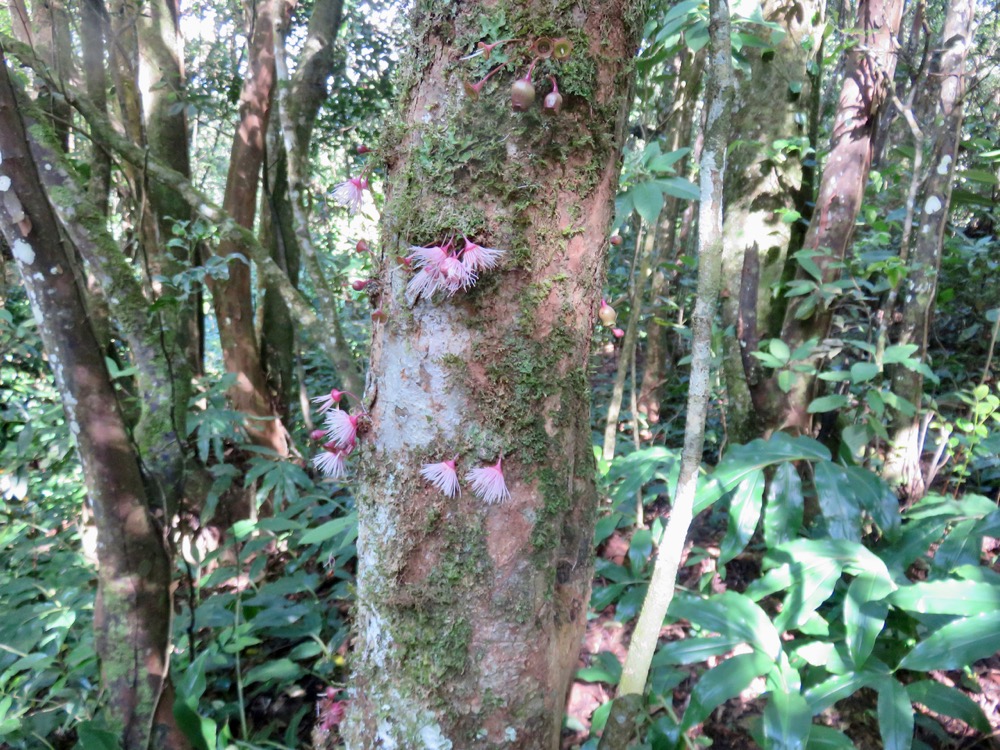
[{"x1": 562, "y1": 507, "x2": 1000, "y2": 749}]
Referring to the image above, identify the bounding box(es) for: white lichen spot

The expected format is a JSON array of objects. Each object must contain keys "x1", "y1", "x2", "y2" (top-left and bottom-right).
[
  {"x1": 375, "y1": 720, "x2": 400, "y2": 750},
  {"x1": 505, "y1": 727, "x2": 517, "y2": 741},
  {"x1": 12, "y1": 239, "x2": 35, "y2": 265},
  {"x1": 419, "y1": 723, "x2": 453, "y2": 750},
  {"x1": 936, "y1": 154, "x2": 952, "y2": 175},
  {"x1": 924, "y1": 195, "x2": 942, "y2": 215},
  {"x1": 0, "y1": 175, "x2": 10, "y2": 191},
  {"x1": 44, "y1": 163, "x2": 53, "y2": 171}
]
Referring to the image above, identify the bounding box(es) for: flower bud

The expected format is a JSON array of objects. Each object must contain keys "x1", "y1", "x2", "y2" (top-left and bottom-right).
[
  {"x1": 610, "y1": 235, "x2": 622, "y2": 246},
  {"x1": 598, "y1": 299, "x2": 617, "y2": 327},
  {"x1": 511, "y1": 78, "x2": 536, "y2": 112},
  {"x1": 310, "y1": 429, "x2": 327, "y2": 441},
  {"x1": 612, "y1": 328, "x2": 625, "y2": 339},
  {"x1": 357, "y1": 144, "x2": 371, "y2": 155},
  {"x1": 356, "y1": 239, "x2": 370, "y2": 254},
  {"x1": 371, "y1": 307, "x2": 388, "y2": 324},
  {"x1": 352, "y1": 279, "x2": 369, "y2": 291},
  {"x1": 543, "y1": 90, "x2": 563, "y2": 115}
]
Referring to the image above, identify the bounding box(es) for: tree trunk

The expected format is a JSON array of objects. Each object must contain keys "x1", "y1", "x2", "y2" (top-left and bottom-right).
[
  {"x1": 343, "y1": 1, "x2": 646, "y2": 747},
  {"x1": 720, "y1": 0, "x2": 822, "y2": 443},
  {"x1": 883, "y1": 0, "x2": 975, "y2": 497},
  {"x1": 0, "y1": 56, "x2": 189, "y2": 750},
  {"x1": 601, "y1": 0, "x2": 734, "y2": 742},
  {"x1": 773, "y1": 0, "x2": 904, "y2": 433},
  {"x1": 636, "y1": 49, "x2": 703, "y2": 429},
  {"x1": 210, "y1": 0, "x2": 288, "y2": 458}
]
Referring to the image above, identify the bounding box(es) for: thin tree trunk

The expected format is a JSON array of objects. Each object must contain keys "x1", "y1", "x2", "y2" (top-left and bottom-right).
[
  {"x1": 883, "y1": 0, "x2": 975, "y2": 498},
  {"x1": 637, "y1": 49, "x2": 704, "y2": 429},
  {"x1": 270, "y1": 0, "x2": 363, "y2": 402},
  {"x1": 210, "y1": 0, "x2": 288, "y2": 460},
  {"x1": 344, "y1": 1, "x2": 646, "y2": 746},
  {"x1": 720, "y1": 0, "x2": 822, "y2": 443},
  {"x1": 82, "y1": 0, "x2": 112, "y2": 215},
  {"x1": 603, "y1": 222, "x2": 654, "y2": 461},
  {"x1": 773, "y1": 0, "x2": 905, "y2": 433},
  {"x1": 600, "y1": 0, "x2": 734, "y2": 743},
  {"x1": 0, "y1": 56, "x2": 189, "y2": 750}
]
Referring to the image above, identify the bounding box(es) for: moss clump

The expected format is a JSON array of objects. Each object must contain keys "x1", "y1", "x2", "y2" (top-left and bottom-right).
[{"x1": 391, "y1": 517, "x2": 492, "y2": 690}]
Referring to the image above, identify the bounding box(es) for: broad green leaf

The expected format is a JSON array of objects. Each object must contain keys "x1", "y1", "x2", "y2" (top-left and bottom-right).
[
  {"x1": 591, "y1": 583, "x2": 627, "y2": 611},
  {"x1": 670, "y1": 591, "x2": 782, "y2": 658},
  {"x1": 877, "y1": 677, "x2": 914, "y2": 750},
  {"x1": 882, "y1": 344, "x2": 920, "y2": 364},
  {"x1": 845, "y1": 573, "x2": 890, "y2": 668},
  {"x1": 850, "y1": 361, "x2": 880, "y2": 382},
  {"x1": 807, "y1": 395, "x2": 849, "y2": 413},
  {"x1": 771, "y1": 555, "x2": 842, "y2": 633},
  {"x1": 764, "y1": 461, "x2": 804, "y2": 547},
  {"x1": 74, "y1": 722, "x2": 121, "y2": 750},
  {"x1": 899, "y1": 612, "x2": 1000, "y2": 671},
  {"x1": 648, "y1": 147, "x2": 691, "y2": 173},
  {"x1": 628, "y1": 528, "x2": 654, "y2": 572},
  {"x1": 842, "y1": 465, "x2": 901, "y2": 540},
  {"x1": 905, "y1": 680, "x2": 991, "y2": 733},
  {"x1": 173, "y1": 701, "x2": 214, "y2": 750},
  {"x1": 931, "y1": 519, "x2": 982, "y2": 574},
  {"x1": 813, "y1": 462, "x2": 861, "y2": 542},
  {"x1": 720, "y1": 469, "x2": 765, "y2": 563},
  {"x1": 769, "y1": 338, "x2": 791, "y2": 363},
  {"x1": 652, "y1": 635, "x2": 744, "y2": 666},
  {"x1": 577, "y1": 651, "x2": 622, "y2": 685},
  {"x1": 804, "y1": 672, "x2": 876, "y2": 714},
  {"x1": 879, "y1": 518, "x2": 948, "y2": 572},
  {"x1": 657, "y1": 177, "x2": 700, "y2": 201},
  {"x1": 696, "y1": 433, "x2": 829, "y2": 513},
  {"x1": 805, "y1": 726, "x2": 855, "y2": 750},
  {"x1": 680, "y1": 652, "x2": 773, "y2": 730},
  {"x1": 764, "y1": 687, "x2": 811, "y2": 750},
  {"x1": 888, "y1": 580, "x2": 1000, "y2": 616},
  {"x1": 631, "y1": 180, "x2": 664, "y2": 223},
  {"x1": 590, "y1": 699, "x2": 613, "y2": 732},
  {"x1": 594, "y1": 512, "x2": 623, "y2": 545},
  {"x1": 243, "y1": 658, "x2": 303, "y2": 685},
  {"x1": 299, "y1": 515, "x2": 357, "y2": 546}
]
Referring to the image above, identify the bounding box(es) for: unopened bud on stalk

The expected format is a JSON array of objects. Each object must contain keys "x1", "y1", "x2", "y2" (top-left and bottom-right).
[
  {"x1": 598, "y1": 299, "x2": 617, "y2": 327},
  {"x1": 511, "y1": 75, "x2": 536, "y2": 112}
]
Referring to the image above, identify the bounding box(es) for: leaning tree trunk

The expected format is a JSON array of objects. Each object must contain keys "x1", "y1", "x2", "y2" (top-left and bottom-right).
[
  {"x1": 883, "y1": 0, "x2": 975, "y2": 498},
  {"x1": 0, "y1": 55, "x2": 189, "y2": 750},
  {"x1": 774, "y1": 0, "x2": 904, "y2": 433},
  {"x1": 344, "y1": 1, "x2": 646, "y2": 747},
  {"x1": 720, "y1": 0, "x2": 821, "y2": 443}
]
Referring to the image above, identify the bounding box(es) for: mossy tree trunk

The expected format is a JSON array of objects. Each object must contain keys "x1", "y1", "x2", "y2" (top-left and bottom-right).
[
  {"x1": 720, "y1": 0, "x2": 822, "y2": 443},
  {"x1": 883, "y1": 0, "x2": 975, "y2": 498},
  {"x1": 0, "y1": 55, "x2": 189, "y2": 750},
  {"x1": 344, "y1": 1, "x2": 645, "y2": 748}
]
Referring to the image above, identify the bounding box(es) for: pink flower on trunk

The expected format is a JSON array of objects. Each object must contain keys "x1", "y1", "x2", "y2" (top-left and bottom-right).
[
  {"x1": 461, "y1": 238, "x2": 505, "y2": 273},
  {"x1": 332, "y1": 176, "x2": 369, "y2": 215},
  {"x1": 324, "y1": 409, "x2": 359, "y2": 448},
  {"x1": 313, "y1": 442, "x2": 349, "y2": 479},
  {"x1": 466, "y1": 457, "x2": 511, "y2": 504},
  {"x1": 312, "y1": 388, "x2": 344, "y2": 414},
  {"x1": 421, "y1": 459, "x2": 461, "y2": 497}
]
